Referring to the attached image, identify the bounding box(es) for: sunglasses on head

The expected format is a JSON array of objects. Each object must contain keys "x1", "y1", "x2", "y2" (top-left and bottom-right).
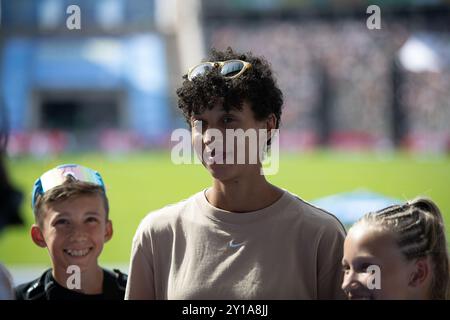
[
  {"x1": 187, "y1": 59, "x2": 252, "y2": 81},
  {"x1": 31, "y1": 164, "x2": 105, "y2": 209}
]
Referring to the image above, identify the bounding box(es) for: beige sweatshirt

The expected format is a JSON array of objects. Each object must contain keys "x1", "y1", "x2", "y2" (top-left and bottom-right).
[{"x1": 125, "y1": 189, "x2": 346, "y2": 300}]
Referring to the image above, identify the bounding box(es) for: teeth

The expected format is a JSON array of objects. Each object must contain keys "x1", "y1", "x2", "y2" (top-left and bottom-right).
[{"x1": 65, "y1": 248, "x2": 90, "y2": 257}]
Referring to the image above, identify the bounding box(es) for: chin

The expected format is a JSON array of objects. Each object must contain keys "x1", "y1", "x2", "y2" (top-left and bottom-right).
[
  {"x1": 207, "y1": 163, "x2": 239, "y2": 182},
  {"x1": 64, "y1": 258, "x2": 93, "y2": 273}
]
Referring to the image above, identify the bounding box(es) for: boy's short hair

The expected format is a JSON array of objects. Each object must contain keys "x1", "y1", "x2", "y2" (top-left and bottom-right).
[
  {"x1": 176, "y1": 47, "x2": 284, "y2": 130},
  {"x1": 33, "y1": 177, "x2": 109, "y2": 226}
]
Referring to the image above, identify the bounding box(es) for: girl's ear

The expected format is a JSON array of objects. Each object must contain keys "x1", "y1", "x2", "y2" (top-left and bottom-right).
[
  {"x1": 31, "y1": 225, "x2": 47, "y2": 248},
  {"x1": 408, "y1": 257, "x2": 430, "y2": 287},
  {"x1": 104, "y1": 220, "x2": 113, "y2": 243}
]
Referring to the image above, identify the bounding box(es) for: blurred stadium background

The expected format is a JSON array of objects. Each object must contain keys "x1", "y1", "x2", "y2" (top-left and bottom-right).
[{"x1": 0, "y1": 0, "x2": 449, "y2": 285}]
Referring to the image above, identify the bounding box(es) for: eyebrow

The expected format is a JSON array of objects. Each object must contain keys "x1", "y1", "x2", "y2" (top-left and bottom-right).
[
  {"x1": 350, "y1": 256, "x2": 379, "y2": 266},
  {"x1": 51, "y1": 212, "x2": 69, "y2": 219},
  {"x1": 49, "y1": 213, "x2": 69, "y2": 225},
  {"x1": 223, "y1": 111, "x2": 239, "y2": 117},
  {"x1": 51, "y1": 211, "x2": 101, "y2": 219},
  {"x1": 352, "y1": 254, "x2": 376, "y2": 260},
  {"x1": 191, "y1": 111, "x2": 238, "y2": 120},
  {"x1": 222, "y1": 108, "x2": 241, "y2": 114},
  {"x1": 84, "y1": 211, "x2": 101, "y2": 216}
]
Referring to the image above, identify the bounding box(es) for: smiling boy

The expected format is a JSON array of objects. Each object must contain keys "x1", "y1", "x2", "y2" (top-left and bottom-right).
[{"x1": 15, "y1": 164, "x2": 127, "y2": 300}]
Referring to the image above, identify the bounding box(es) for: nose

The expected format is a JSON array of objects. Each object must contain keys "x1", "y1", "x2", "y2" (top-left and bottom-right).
[
  {"x1": 203, "y1": 128, "x2": 213, "y2": 146},
  {"x1": 68, "y1": 225, "x2": 88, "y2": 242},
  {"x1": 203, "y1": 128, "x2": 224, "y2": 147},
  {"x1": 341, "y1": 270, "x2": 362, "y2": 293},
  {"x1": 191, "y1": 121, "x2": 214, "y2": 145}
]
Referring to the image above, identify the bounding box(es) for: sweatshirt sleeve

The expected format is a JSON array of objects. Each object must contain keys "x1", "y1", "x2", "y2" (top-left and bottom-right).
[
  {"x1": 316, "y1": 218, "x2": 347, "y2": 300},
  {"x1": 125, "y1": 220, "x2": 156, "y2": 300}
]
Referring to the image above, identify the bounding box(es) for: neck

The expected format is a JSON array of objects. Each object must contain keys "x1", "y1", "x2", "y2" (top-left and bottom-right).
[
  {"x1": 52, "y1": 264, "x2": 103, "y2": 295},
  {"x1": 207, "y1": 173, "x2": 283, "y2": 212}
]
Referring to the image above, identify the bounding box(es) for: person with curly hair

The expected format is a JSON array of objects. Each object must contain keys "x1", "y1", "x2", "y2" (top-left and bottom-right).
[{"x1": 125, "y1": 48, "x2": 346, "y2": 300}]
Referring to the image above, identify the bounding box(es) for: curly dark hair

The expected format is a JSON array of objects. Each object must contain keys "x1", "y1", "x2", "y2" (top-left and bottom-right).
[{"x1": 176, "y1": 47, "x2": 283, "y2": 129}]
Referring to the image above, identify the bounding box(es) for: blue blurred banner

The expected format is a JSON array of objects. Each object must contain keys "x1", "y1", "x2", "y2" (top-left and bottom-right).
[
  {"x1": 1, "y1": 34, "x2": 170, "y2": 138},
  {"x1": 312, "y1": 190, "x2": 403, "y2": 226}
]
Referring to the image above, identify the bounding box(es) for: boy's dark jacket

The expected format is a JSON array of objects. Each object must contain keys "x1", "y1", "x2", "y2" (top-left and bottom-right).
[{"x1": 15, "y1": 268, "x2": 127, "y2": 300}]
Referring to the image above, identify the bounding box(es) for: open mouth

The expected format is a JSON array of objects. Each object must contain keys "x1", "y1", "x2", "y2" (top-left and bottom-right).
[{"x1": 63, "y1": 247, "x2": 93, "y2": 257}]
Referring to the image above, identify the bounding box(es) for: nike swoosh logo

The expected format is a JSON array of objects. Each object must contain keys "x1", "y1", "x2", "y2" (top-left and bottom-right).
[{"x1": 229, "y1": 240, "x2": 245, "y2": 248}]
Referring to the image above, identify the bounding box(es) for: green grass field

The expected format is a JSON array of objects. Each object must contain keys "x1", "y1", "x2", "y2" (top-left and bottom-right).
[{"x1": 1, "y1": 150, "x2": 449, "y2": 266}]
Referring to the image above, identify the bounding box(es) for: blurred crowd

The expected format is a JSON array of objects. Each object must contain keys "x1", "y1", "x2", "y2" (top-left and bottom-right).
[{"x1": 207, "y1": 19, "x2": 450, "y2": 152}]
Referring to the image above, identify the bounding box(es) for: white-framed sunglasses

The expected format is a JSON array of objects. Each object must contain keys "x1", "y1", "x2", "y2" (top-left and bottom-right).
[
  {"x1": 31, "y1": 164, "x2": 105, "y2": 209},
  {"x1": 187, "y1": 59, "x2": 252, "y2": 81}
]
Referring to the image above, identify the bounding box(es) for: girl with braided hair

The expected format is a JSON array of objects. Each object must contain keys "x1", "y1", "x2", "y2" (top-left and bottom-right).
[{"x1": 341, "y1": 198, "x2": 449, "y2": 299}]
